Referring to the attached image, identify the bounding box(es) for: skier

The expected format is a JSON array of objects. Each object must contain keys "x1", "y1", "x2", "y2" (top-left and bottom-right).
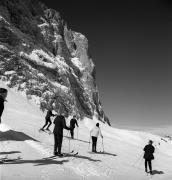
[
  {"x1": 0, "y1": 88, "x2": 8, "y2": 124},
  {"x1": 40, "y1": 109, "x2": 55, "y2": 131},
  {"x1": 53, "y1": 113, "x2": 71, "y2": 156},
  {"x1": 70, "y1": 115, "x2": 79, "y2": 139},
  {"x1": 90, "y1": 123, "x2": 103, "y2": 153},
  {"x1": 143, "y1": 140, "x2": 155, "y2": 174}
]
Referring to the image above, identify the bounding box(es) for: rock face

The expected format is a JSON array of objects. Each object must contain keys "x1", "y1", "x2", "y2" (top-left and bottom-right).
[{"x1": 0, "y1": 0, "x2": 110, "y2": 125}]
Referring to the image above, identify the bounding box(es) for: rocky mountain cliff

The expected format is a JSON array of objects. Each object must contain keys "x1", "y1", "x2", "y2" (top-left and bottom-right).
[{"x1": 0, "y1": 0, "x2": 110, "y2": 125}]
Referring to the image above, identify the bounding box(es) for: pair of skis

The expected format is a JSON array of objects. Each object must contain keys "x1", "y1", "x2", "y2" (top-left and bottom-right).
[
  {"x1": 0, "y1": 156, "x2": 21, "y2": 164},
  {"x1": 44, "y1": 150, "x2": 78, "y2": 160},
  {"x1": 63, "y1": 150, "x2": 78, "y2": 157},
  {"x1": 56, "y1": 150, "x2": 78, "y2": 158},
  {"x1": 39, "y1": 129, "x2": 53, "y2": 135}
]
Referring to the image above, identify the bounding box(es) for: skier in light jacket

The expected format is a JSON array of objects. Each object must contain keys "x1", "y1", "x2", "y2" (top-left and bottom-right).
[{"x1": 90, "y1": 123, "x2": 103, "y2": 152}]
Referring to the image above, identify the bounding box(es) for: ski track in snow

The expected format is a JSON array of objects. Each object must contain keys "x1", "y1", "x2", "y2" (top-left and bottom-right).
[{"x1": 1, "y1": 81, "x2": 172, "y2": 180}]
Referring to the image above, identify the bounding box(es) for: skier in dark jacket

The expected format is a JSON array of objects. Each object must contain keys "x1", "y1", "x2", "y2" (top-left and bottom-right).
[
  {"x1": 70, "y1": 116, "x2": 79, "y2": 139},
  {"x1": 143, "y1": 140, "x2": 155, "y2": 174},
  {"x1": 0, "y1": 88, "x2": 8, "y2": 124},
  {"x1": 40, "y1": 110, "x2": 55, "y2": 131},
  {"x1": 53, "y1": 114, "x2": 70, "y2": 156}
]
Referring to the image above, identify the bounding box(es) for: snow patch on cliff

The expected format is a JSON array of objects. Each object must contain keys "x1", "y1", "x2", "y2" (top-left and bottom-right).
[
  {"x1": 71, "y1": 57, "x2": 85, "y2": 71},
  {"x1": 19, "y1": 49, "x2": 69, "y2": 72}
]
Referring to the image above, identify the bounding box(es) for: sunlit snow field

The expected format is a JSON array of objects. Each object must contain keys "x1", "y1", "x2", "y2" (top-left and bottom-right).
[{"x1": 0, "y1": 81, "x2": 172, "y2": 180}]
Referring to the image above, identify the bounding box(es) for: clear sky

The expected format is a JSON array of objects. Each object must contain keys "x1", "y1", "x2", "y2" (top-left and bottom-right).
[{"x1": 41, "y1": 0, "x2": 172, "y2": 129}]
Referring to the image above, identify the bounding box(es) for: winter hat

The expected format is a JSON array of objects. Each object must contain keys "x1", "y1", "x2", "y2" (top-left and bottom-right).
[{"x1": 0, "y1": 88, "x2": 7, "y2": 94}]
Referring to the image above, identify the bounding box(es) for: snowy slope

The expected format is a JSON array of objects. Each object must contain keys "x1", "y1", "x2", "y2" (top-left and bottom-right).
[{"x1": 0, "y1": 81, "x2": 172, "y2": 180}]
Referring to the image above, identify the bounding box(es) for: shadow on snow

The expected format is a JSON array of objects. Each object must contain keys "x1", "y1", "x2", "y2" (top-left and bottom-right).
[
  {"x1": 0, "y1": 130, "x2": 39, "y2": 142},
  {"x1": 88, "y1": 151, "x2": 117, "y2": 157},
  {"x1": 1, "y1": 158, "x2": 69, "y2": 166},
  {"x1": 0, "y1": 151, "x2": 21, "y2": 155},
  {"x1": 64, "y1": 135, "x2": 90, "y2": 144},
  {"x1": 152, "y1": 170, "x2": 164, "y2": 175},
  {"x1": 44, "y1": 154, "x2": 101, "y2": 162}
]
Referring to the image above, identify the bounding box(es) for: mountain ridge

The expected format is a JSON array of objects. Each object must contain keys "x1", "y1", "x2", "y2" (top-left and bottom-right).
[{"x1": 0, "y1": 0, "x2": 110, "y2": 125}]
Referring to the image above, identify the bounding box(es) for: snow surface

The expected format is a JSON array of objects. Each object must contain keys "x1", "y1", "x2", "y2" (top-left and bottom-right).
[{"x1": 0, "y1": 80, "x2": 172, "y2": 180}]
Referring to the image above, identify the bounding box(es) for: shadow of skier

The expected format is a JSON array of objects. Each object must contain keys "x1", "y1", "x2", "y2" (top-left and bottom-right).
[
  {"x1": 0, "y1": 151, "x2": 21, "y2": 155},
  {"x1": 88, "y1": 151, "x2": 117, "y2": 157},
  {"x1": 151, "y1": 170, "x2": 164, "y2": 175},
  {"x1": 62, "y1": 153, "x2": 101, "y2": 162},
  {"x1": 1, "y1": 158, "x2": 69, "y2": 166},
  {"x1": 0, "y1": 130, "x2": 39, "y2": 142}
]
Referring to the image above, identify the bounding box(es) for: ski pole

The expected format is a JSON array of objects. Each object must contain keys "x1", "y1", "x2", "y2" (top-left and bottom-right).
[
  {"x1": 67, "y1": 130, "x2": 70, "y2": 138},
  {"x1": 132, "y1": 152, "x2": 143, "y2": 167},
  {"x1": 68, "y1": 132, "x2": 71, "y2": 153},
  {"x1": 134, "y1": 156, "x2": 144, "y2": 170},
  {"x1": 88, "y1": 134, "x2": 91, "y2": 151},
  {"x1": 101, "y1": 138, "x2": 105, "y2": 152},
  {"x1": 66, "y1": 130, "x2": 71, "y2": 152},
  {"x1": 77, "y1": 127, "x2": 78, "y2": 139}
]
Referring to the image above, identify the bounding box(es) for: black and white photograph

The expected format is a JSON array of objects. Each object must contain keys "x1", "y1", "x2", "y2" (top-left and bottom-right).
[{"x1": 0, "y1": 0, "x2": 172, "y2": 179}]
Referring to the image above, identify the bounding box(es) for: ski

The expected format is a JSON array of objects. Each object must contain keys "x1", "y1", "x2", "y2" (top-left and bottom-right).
[
  {"x1": 88, "y1": 151, "x2": 104, "y2": 154},
  {"x1": 63, "y1": 151, "x2": 78, "y2": 157},
  {"x1": 0, "y1": 156, "x2": 8, "y2": 160},
  {"x1": 39, "y1": 129, "x2": 53, "y2": 135},
  {"x1": 55, "y1": 150, "x2": 78, "y2": 158},
  {"x1": 43, "y1": 150, "x2": 76, "y2": 160},
  {"x1": 0, "y1": 156, "x2": 21, "y2": 163},
  {"x1": 46, "y1": 130, "x2": 53, "y2": 135}
]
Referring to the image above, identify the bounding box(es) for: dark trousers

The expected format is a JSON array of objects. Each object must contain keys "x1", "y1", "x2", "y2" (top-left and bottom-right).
[
  {"x1": 92, "y1": 136, "x2": 97, "y2": 152},
  {"x1": 54, "y1": 133, "x2": 63, "y2": 154},
  {"x1": 42, "y1": 118, "x2": 52, "y2": 129},
  {"x1": 0, "y1": 109, "x2": 4, "y2": 123},
  {"x1": 70, "y1": 128, "x2": 74, "y2": 138},
  {"x1": 145, "y1": 159, "x2": 152, "y2": 172}
]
